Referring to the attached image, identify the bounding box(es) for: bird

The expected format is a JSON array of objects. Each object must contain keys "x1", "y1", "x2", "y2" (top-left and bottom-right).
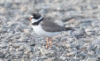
[{"x1": 29, "y1": 13, "x2": 74, "y2": 49}]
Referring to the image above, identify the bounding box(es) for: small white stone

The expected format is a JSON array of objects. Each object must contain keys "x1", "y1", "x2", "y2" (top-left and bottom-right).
[
  {"x1": 23, "y1": 29, "x2": 29, "y2": 33},
  {"x1": 8, "y1": 42, "x2": 12, "y2": 46},
  {"x1": 60, "y1": 56, "x2": 66, "y2": 60},
  {"x1": 66, "y1": 51, "x2": 76, "y2": 56},
  {"x1": 88, "y1": 51, "x2": 94, "y2": 55},
  {"x1": 24, "y1": 51, "x2": 30, "y2": 54},
  {"x1": 91, "y1": 21, "x2": 99, "y2": 27},
  {"x1": 16, "y1": 45, "x2": 24, "y2": 51},
  {"x1": 98, "y1": 54, "x2": 100, "y2": 58},
  {"x1": 85, "y1": 28, "x2": 93, "y2": 32},
  {"x1": 65, "y1": 44, "x2": 71, "y2": 48},
  {"x1": 9, "y1": 46, "x2": 15, "y2": 51},
  {"x1": 85, "y1": 28, "x2": 95, "y2": 35}
]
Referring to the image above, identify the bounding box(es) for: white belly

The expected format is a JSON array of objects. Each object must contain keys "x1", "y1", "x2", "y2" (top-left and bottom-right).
[{"x1": 32, "y1": 25, "x2": 60, "y2": 37}]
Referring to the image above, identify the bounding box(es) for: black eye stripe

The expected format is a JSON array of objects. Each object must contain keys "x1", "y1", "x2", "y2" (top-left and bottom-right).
[{"x1": 31, "y1": 13, "x2": 42, "y2": 19}]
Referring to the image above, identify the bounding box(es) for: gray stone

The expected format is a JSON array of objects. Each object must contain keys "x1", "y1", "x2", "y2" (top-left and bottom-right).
[
  {"x1": 60, "y1": 56, "x2": 66, "y2": 60},
  {"x1": 65, "y1": 44, "x2": 71, "y2": 48},
  {"x1": 83, "y1": 38, "x2": 94, "y2": 43},
  {"x1": 0, "y1": 52, "x2": 5, "y2": 58},
  {"x1": 0, "y1": 42, "x2": 7, "y2": 49},
  {"x1": 98, "y1": 54, "x2": 100, "y2": 58},
  {"x1": 6, "y1": 59, "x2": 12, "y2": 61},
  {"x1": 12, "y1": 43, "x2": 24, "y2": 48},
  {"x1": 92, "y1": 39, "x2": 100, "y2": 45},
  {"x1": 16, "y1": 51, "x2": 23, "y2": 55},
  {"x1": 91, "y1": 21, "x2": 99, "y2": 27},
  {"x1": 61, "y1": 36, "x2": 68, "y2": 41},
  {"x1": 31, "y1": 59, "x2": 37, "y2": 61},
  {"x1": 24, "y1": 45, "x2": 34, "y2": 54},
  {"x1": 29, "y1": 40, "x2": 35, "y2": 46},
  {"x1": 86, "y1": 57, "x2": 97, "y2": 61},
  {"x1": 66, "y1": 51, "x2": 77, "y2": 56},
  {"x1": 71, "y1": 28, "x2": 85, "y2": 38},
  {"x1": 88, "y1": 51, "x2": 94, "y2": 55},
  {"x1": 39, "y1": 47, "x2": 54, "y2": 55},
  {"x1": 85, "y1": 28, "x2": 95, "y2": 35},
  {"x1": 16, "y1": 45, "x2": 24, "y2": 51},
  {"x1": 0, "y1": 0, "x2": 5, "y2": 4},
  {"x1": 69, "y1": 58, "x2": 80, "y2": 61}
]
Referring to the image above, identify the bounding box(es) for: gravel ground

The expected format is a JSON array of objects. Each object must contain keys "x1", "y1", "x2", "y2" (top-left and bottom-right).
[{"x1": 0, "y1": 0, "x2": 100, "y2": 61}]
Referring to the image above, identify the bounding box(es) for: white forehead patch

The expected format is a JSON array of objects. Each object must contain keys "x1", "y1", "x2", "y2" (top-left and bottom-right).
[{"x1": 31, "y1": 15, "x2": 33, "y2": 18}]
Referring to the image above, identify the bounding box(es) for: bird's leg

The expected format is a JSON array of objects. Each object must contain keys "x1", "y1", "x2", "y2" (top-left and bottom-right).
[
  {"x1": 46, "y1": 37, "x2": 49, "y2": 49},
  {"x1": 48, "y1": 37, "x2": 53, "y2": 48}
]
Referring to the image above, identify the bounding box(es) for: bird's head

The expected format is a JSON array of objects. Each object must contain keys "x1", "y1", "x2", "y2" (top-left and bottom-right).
[{"x1": 29, "y1": 13, "x2": 43, "y2": 23}]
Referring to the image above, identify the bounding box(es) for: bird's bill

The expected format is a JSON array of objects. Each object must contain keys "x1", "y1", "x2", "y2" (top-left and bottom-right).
[{"x1": 29, "y1": 17, "x2": 32, "y2": 21}]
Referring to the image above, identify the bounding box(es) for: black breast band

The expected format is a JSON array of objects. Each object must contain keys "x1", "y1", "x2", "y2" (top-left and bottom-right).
[{"x1": 32, "y1": 18, "x2": 43, "y2": 25}]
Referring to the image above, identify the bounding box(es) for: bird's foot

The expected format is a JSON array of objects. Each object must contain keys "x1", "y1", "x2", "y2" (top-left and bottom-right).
[
  {"x1": 45, "y1": 37, "x2": 52, "y2": 49},
  {"x1": 45, "y1": 44, "x2": 49, "y2": 49}
]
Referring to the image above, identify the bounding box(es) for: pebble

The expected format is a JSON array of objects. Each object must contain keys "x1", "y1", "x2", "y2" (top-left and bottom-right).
[
  {"x1": 91, "y1": 21, "x2": 99, "y2": 27},
  {"x1": 83, "y1": 38, "x2": 94, "y2": 43},
  {"x1": 24, "y1": 45, "x2": 34, "y2": 54},
  {"x1": 88, "y1": 51, "x2": 94, "y2": 55},
  {"x1": 65, "y1": 44, "x2": 71, "y2": 48},
  {"x1": 71, "y1": 29, "x2": 85, "y2": 38},
  {"x1": 98, "y1": 54, "x2": 100, "y2": 58},
  {"x1": 61, "y1": 36, "x2": 68, "y2": 41},
  {"x1": 66, "y1": 51, "x2": 76, "y2": 56},
  {"x1": 60, "y1": 56, "x2": 66, "y2": 60},
  {"x1": 16, "y1": 51, "x2": 23, "y2": 56},
  {"x1": 12, "y1": 43, "x2": 24, "y2": 48},
  {"x1": 40, "y1": 47, "x2": 54, "y2": 55},
  {"x1": 0, "y1": 52, "x2": 5, "y2": 58},
  {"x1": 30, "y1": 40, "x2": 35, "y2": 46},
  {"x1": 31, "y1": 59, "x2": 37, "y2": 61},
  {"x1": 0, "y1": 42, "x2": 7, "y2": 49},
  {"x1": 92, "y1": 39, "x2": 100, "y2": 45},
  {"x1": 86, "y1": 57, "x2": 97, "y2": 61},
  {"x1": 69, "y1": 57, "x2": 80, "y2": 61},
  {"x1": 16, "y1": 45, "x2": 24, "y2": 51},
  {"x1": 0, "y1": 0, "x2": 5, "y2": 4},
  {"x1": 44, "y1": 57, "x2": 54, "y2": 61},
  {"x1": 85, "y1": 28, "x2": 95, "y2": 35}
]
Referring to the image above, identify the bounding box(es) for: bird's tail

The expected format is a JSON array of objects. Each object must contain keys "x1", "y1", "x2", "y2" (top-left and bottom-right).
[{"x1": 65, "y1": 27, "x2": 75, "y2": 31}]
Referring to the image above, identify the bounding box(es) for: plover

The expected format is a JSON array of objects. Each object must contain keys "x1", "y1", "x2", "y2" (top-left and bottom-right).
[{"x1": 29, "y1": 13, "x2": 74, "y2": 49}]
